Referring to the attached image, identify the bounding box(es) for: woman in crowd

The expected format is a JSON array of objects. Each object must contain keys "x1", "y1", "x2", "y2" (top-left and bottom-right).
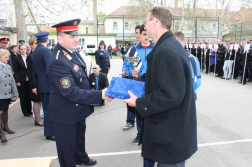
[
  {"x1": 95, "y1": 40, "x2": 111, "y2": 75},
  {"x1": 13, "y1": 45, "x2": 34, "y2": 117},
  {"x1": 0, "y1": 49, "x2": 19, "y2": 143},
  {"x1": 28, "y1": 36, "x2": 43, "y2": 126},
  {"x1": 210, "y1": 44, "x2": 218, "y2": 75}
]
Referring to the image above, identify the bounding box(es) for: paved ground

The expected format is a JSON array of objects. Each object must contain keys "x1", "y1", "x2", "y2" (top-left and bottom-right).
[{"x1": 0, "y1": 59, "x2": 252, "y2": 167}]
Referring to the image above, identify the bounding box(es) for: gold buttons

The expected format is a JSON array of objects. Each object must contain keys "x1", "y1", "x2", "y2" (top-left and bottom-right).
[
  {"x1": 145, "y1": 107, "x2": 147, "y2": 111},
  {"x1": 76, "y1": 104, "x2": 78, "y2": 106},
  {"x1": 79, "y1": 73, "x2": 81, "y2": 75}
]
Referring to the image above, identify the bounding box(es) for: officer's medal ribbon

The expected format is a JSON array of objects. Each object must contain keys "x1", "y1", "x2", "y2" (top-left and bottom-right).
[
  {"x1": 73, "y1": 64, "x2": 79, "y2": 72},
  {"x1": 62, "y1": 50, "x2": 72, "y2": 60}
]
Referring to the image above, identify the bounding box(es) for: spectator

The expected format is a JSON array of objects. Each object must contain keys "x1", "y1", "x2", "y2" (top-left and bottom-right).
[
  {"x1": 216, "y1": 39, "x2": 227, "y2": 78},
  {"x1": 88, "y1": 64, "x2": 109, "y2": 105},
  {"x1": 107, "y1": 44, "x2": 113, "y2": 59},
  {"x1": 223, "y1": 42, "x2": 235, "y2": 80},
  {"x1": 13, "y1": 45, "x2": 33, "y2": 117},
  {"x1": 95, "y1": 40, "x2": 111, "y2": 75},
  {"x1": 10, "y1": 45, "x2": 19, "y2": 65},
  {"x1": 26, "y1": 45, "x2": 31, "y2": 55},
  {"x1": 0, "y1": 49, "x2": 19, "y2": 143},
  {"x1": 210, "y1": 45, "x2": 218, "y2": 75},
  {"x1": 205, "y1": 43, "x2": 210, "y2": 74},
  {"x1": 28, "y1": 36, "x2": 43, "y2": 126}
]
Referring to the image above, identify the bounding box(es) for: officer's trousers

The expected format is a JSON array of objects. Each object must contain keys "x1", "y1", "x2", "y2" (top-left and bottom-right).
[
  {"x1": 40, "y1": 93, "x2": 54, "y2": 137},
  {"x1": 53, "y1": 119, "x2": 89, "y2": 167}
]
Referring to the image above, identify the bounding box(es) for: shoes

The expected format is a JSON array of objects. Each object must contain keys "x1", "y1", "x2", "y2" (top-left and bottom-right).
[
  {"x1": 46, "y1": 136, "x2": 56, "y2": 141},
  {"x1": 248, "y1": 80, "x2": 252, "y2": 82},
  {"x1": 239, "y1": 81, "x2": 242, "y2": 83},
  {"x1": 132, "y1": 136, "x2": 140, "y2": 145},
  {"x1": 35, "y1": 121, "x2": 44, "y2": 127},
  {"x1": 3, "y1": 127, "x2": 15, "y2": 134},
  {"x1": 123, "y1": 123, "x2": 134, "y2": 131},
  {"x1": 215, "y1": 75, "x2": 220, "y2": 77},
  {"x1": 1, "y1": 137, "x2": 7, "y2": 143},
  {"x1": 222, "y1": 77, "x2": 225, "y2": 79},
  {"x1": 226, "y1": 78, "x2": 230, "y2": 80},
  {"x1": 77, "y1": 159, "x2": 97, "y2": 166}
]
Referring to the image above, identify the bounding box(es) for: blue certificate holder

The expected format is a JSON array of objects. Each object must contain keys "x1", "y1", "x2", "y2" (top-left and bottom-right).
[{"x1": 105, "y1": 77, "x2": 145, "y2": 100}]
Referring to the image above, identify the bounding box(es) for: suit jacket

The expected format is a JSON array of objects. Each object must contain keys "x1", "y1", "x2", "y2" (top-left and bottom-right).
[
  {"x1": 46, "y1": 43, "x2": 102, "y2": 125},
  {"x1": 13, "y1": 54, "x2": 35, "y2": 89},
  {"x1": 88, "y1": 72, "x2": 109, "y2": 90},
  {"x1": 136, "y1": 31, "x2": 197, "y2": 164},
  {"x1": 95, "y1": 50, "x2": 110, "y2": 74},
  {"x1": 0, "y1": 64, "x2": 18, "y2": 99},
  {"x1": 32, "y1": 44, "x2": 52, "y2": 93}
]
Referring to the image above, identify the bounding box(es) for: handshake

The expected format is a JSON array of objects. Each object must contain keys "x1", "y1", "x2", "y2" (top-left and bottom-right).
[{"x1": 101, "y1": 88, "x2": 114, "y2": 103}]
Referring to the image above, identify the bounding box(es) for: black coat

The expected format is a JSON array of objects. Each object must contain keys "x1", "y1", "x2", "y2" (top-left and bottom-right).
[
  {"x1": 13, "y1": 54, "x2": 36, "y2": 89},
  {"x1": 136, "y1": 31, "x2": 197, "y2": 164},
  {"x1": 88, "y1": 72, "x2": 109, "y2": 90},
  {"x1": 217, "y1": 44, "x2": 227, "y2": 60}
]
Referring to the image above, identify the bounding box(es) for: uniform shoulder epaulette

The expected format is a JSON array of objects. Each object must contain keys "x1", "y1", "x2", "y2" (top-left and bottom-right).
[
  {"x1": 56, "y1": 50, "x2": 60, "y2": 59},
  {"x1": 62, "y1": 50, "x2": 72, "y2": 60}
]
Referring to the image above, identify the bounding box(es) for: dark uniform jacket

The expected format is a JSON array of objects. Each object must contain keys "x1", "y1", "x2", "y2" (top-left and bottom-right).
[
  {"x1": 88, "y1": 72, "x2": 109, "y2": 90},
  {"x1": 95, "y1": 50, "x2": 110, "y2": 74},
  {"x1": 240, "y1": 49, "x2": 252, "y2": 66},
  {"x1": 32, "y1": 44, "x2": 52, "y2": 93},
  {"x1": 46, "y1": 43, "x2": 102, "y2": 125},
  {"x1": 136, "y1": 31, "x2": 197, "y2": 164}
]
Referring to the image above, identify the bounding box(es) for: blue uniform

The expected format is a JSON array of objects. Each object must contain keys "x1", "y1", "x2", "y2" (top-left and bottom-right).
[
  {"x1": 46, "y1": 43, "x2": 102, "y2": 167},
  {"x1": 32, "y1": 44, "x2": 54, "y2": 137},
  {"x1": 95, "y1": 50, "x2": 110, "y2": 74}
]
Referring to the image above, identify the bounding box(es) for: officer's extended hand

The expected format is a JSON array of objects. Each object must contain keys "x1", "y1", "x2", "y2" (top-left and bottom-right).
[
  {"x1": 16, "y1": 83, "x2": 21, "y2": 87},
  {"x1": 131, "y1": 70, "x2": 140, "y2": 78},
  {"x1": 123, "y1": 91, "x2": 137, "y2": 107},
  {"x1": 102, "y1": 88, "x2": 114, "y2": 103}
]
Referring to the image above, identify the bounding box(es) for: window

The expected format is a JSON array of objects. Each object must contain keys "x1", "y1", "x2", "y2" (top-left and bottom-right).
[
  {"x1": 125, "y1": 22, "x2": 129, "y2": 29},
  {"x1": 113, "y1": 22, "x2": 118, "y2": 29},
  {"x1": 48, "y1": 39, "x2": 55, "y2": 45},
  {"x1": 79, "y1": 38, "x2": 85, "y2": 46},
  {"x1": 175, "y1": 25, "x2": 179, "y2": 30},
  {"x1": 200, "y1": 24, "x2": 204, "y2": 30},
  {"x1": 86, "y1": 27, "x2": 88, "y2": 34},
  {"x1": 87, "y1": 45, "x2": 95, "y2": 48}
]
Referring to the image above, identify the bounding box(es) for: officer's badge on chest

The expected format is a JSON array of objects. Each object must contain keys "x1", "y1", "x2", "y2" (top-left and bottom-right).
[{"x1": 73, "y1": 64, "x2": 79, "y2": 72}]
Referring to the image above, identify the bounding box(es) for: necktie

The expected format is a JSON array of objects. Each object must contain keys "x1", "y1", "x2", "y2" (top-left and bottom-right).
[
  {"x1": 73, "y1": 51, "x2": 85, "y2": 65},
  {"x1": 95, "y1": 75, "x2": 99, "y2": 90}
]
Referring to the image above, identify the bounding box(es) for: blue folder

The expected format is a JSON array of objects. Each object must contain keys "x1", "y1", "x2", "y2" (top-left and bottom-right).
[{"x1": 105, "y1": 77, "x2": 145, "y2": 100}]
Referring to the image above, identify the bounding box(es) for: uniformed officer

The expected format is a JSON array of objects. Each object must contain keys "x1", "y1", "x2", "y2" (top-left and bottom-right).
[
  {"x1": 32, "y1": 32, "x2": 55, "y2": 141},
  {"x1": 95, "y1": 40, "x2": 111, "y2": 75},
  {"x1": 46, "y1": 19, "x2": 112, "y2": 167},
  {"x1": 0, "y1": 38, "x2": 13, "y2": 72},
  {"x1": 18, "y1": 40, "x2": 25, "y2": 45}
]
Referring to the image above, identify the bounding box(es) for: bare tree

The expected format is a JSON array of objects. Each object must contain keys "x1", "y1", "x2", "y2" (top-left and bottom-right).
[{"x1": 13, "y1": 0, "x2": 26, "y2": 42}]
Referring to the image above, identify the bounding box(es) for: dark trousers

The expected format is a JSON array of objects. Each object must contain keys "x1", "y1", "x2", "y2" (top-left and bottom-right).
[
  {"x1": 52, "y1": 119, "x2": 89, "y2": 167},
  {"x1": 217, "y1": 59, "x2": 224, "y2": 76},
  {"x1": 17, "y1": 81, "x2": 32, "y2": 116},
  {"x1": 40, "y1": 93, "x2": 54, "y2": 137},
  {"x1": 234, "y1": 61, "x2": 241, "y2": 78},
  {"x1": 126, "y1": 104, "x2": 142, "y2": 136},
  {"x1": 144, "y1": 158, "x2": 185, "y2": 167},
  {"x1": 206, "y1": 61, "x2": 209, "y2": 73},
  {"x1": 241, "y1": 64, "x2": 249, "y2": 84}
]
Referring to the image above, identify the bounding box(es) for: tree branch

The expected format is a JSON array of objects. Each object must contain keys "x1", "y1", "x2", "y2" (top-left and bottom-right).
[{"x1": 36, "y1": 0, "x2": 59, "y2": 16}]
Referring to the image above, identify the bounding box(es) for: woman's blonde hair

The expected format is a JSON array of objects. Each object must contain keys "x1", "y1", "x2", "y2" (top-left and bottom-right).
[{"x1": 0, "y1": 49, "x2": 10, "y2": 57}]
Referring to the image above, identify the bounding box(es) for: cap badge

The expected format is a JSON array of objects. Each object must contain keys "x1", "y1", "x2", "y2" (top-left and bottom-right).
[{"x1": 73, "y1": 21, "x2": 77, "y2": 25}]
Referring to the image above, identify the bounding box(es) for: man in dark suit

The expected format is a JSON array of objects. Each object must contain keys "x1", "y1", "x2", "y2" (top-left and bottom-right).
[
  {"x1": 32, "y1": 32, "x2": 55, "y2": 141},
  {"x1": 10, "y1": 45, "x2": 19, "y2": 64},
  {"x1": 124, "y1": 6, "x2": 197, "y2": 167},
  {"x1": 46, "y1": 19, "x2": 112, "y2": 167},
  {"x1": 88, "y1": 64, "x2": 109, "y2": 105}
]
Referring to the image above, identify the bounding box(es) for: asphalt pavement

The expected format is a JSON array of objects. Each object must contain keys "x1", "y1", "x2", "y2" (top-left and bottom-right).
[{"x1": 0, "y1": 58, "x2": 252, "y2": 167}]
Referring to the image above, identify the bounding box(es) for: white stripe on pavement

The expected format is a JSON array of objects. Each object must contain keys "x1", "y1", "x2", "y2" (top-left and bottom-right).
[
  {"x1": 9, "y1": 99, "x2": 20, "y2": 107},
  {"x1": 1, "y1": 138, "x2": 252, "y2": 161}
]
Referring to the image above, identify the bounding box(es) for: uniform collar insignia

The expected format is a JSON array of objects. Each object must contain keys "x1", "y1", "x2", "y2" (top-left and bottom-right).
[{"x1": 62, "y1": 50, "x2": 72, "y2": 60}]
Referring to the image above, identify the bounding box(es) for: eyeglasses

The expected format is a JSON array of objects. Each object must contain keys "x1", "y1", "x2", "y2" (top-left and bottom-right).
[
  {"x1": 92, "y1": 68, "x2": 97, "y2": 69},
  {"x1": 143, "y1": 18, "x2": 153, "y2": 26}
]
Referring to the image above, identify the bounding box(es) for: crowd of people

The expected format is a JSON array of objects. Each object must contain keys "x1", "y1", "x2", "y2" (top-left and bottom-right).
[{"x1": 185, "y1": 38, "x2": 252, "y2": 85}]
